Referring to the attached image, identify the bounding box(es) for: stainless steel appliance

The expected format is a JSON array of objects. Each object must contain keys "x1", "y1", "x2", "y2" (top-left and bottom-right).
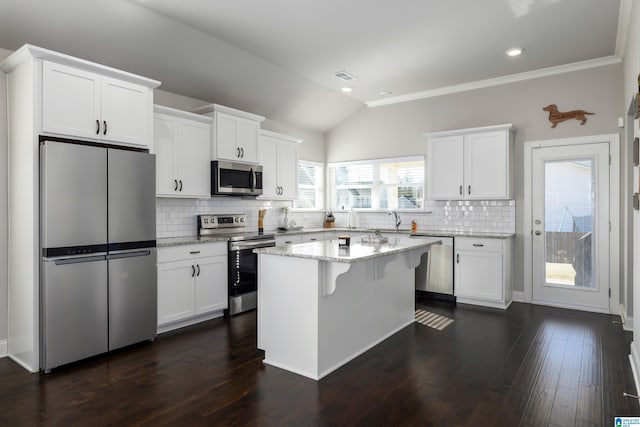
[
  {"x1": 413, "y1": 234, "x2": 455, "y2": 300},
  {"x1": 211, "y1": 161, "x2": 263, "y2": 196},
  {"x1": 198, "y1": 213, "x2": 275, "y2": 315},
  {"x1": 40, "y1": 140, "x2": 157, "y2": 372}
]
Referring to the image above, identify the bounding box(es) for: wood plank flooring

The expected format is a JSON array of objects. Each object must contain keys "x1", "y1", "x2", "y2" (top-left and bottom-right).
[{"x1": 0, "y1": 300, "x2": 638, "y2": 426}]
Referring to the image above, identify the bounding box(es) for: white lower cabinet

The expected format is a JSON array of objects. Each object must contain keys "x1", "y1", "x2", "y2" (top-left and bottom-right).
[
  {"x1": 157, "y1": 242, "x2": 227, "y2": 332},
  {"x1": 454, "y1": 237, "x2": 512, "y2": 309},
  {"x1": 275, "y1": 234, "x2": 303, "y2": 246}
]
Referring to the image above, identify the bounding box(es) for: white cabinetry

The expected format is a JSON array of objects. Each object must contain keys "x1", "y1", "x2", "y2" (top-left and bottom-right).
[
  {"x1": 260, "y1": 130, "x2": 301, "y2": 200},
  {"x1": 275, "y1": 234, "x2": 303, "y2": 246},
  {"x1": 154, "y1": 105, "x2": 212, "y2": 198},
  {"x1": 454, "y1": 237, "x2": 512, "y2": 309},
  {"x1": 157, "y1": 242, "x2": 228, "y2": 333},
  {"x1": 42, "y1": 60, "x2": 154, "y2": 147},
  {"x1": 194, "y1": 103, "x2": 265, "y2": 164},
  {"x1": 427, "y1": 124, "x2": 513, "y2": 200},
  {"x1": 0, "y1": 44, "x2": 160, "y2": 372}
]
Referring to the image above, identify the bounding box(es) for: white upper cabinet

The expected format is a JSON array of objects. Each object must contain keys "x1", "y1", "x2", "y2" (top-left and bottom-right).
[
  {"x1": 42, "y1": 60, "x2": 153, "y2": 147},
  {"x1": 154, "y1": 105, "x2": 212, "y2": 198},
  {"x1": 427, "y1": 124, "x2": 514, "y2": 200},
  {"x1": 259, "y1": 130, "x2": 301, "y2": 200},
  {"x1": 193, "y1": 104, "x2": 265, "y2": 164}
]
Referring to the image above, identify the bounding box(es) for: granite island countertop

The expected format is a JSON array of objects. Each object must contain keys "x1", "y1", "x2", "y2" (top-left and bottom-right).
[{"x1": 254, "y1": 236, "x2": 442, "y2": 263}]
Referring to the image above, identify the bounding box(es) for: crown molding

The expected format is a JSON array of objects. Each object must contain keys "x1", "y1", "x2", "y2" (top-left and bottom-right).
[{"x1": 366, "y1": 55, "x2": 622, "y2": 108}]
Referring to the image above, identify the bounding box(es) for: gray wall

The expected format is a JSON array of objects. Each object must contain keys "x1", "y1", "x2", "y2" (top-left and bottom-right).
[
  {"x1": 154, "y1": 89, "x2": 325, "y2": 162},
  {"x1": 326, "y1": 64, "x2": 624, "y2": 294}
]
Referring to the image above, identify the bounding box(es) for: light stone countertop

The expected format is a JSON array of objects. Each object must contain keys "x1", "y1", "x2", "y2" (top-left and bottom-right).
[
  {"x1": 157, "y1": 235, "x2": 230, "y2": 247},
  {"x1": 273, "y1": 227, "x2": 515, "y2": 239},
  {"x1": 157, "y1": 228, "x2": 514, "y2": 248},
  {"x1": 254, "y1": 236, "x2": 442, "y2": 263}
]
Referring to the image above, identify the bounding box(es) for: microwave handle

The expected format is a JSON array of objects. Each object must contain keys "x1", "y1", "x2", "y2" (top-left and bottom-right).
[{"x1": 250, "y1": 168, "x2": 255, "y2": 191}]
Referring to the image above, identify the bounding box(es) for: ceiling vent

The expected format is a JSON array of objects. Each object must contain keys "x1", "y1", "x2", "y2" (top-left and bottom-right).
[{"x1": 333, "y1": 71, "x2": 357, "y2": 81}]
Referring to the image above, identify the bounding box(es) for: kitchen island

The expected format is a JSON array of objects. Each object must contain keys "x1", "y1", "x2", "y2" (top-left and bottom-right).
[{"x1": 255, "y1": 236, "x2": 441, "y2": 380}]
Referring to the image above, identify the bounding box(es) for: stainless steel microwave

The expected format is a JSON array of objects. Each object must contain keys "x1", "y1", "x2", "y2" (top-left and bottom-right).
[{"x1": 211, "y1": 161, "x2": 263, "y2": 196}]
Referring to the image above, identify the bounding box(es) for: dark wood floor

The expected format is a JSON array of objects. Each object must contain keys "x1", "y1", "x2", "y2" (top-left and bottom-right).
[{"x1": 0, "y1": 300, "x2": 638, "y2": 426}]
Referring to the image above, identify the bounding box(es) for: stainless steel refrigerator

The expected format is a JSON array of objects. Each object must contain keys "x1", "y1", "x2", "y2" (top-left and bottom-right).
[{"x1": 40, "y1": 140, "x2": 157, "y2": 372}]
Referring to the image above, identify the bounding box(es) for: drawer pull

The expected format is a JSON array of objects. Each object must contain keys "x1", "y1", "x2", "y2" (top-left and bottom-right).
[
  {"x1": 472, "y1": 244, "x2": 484, "y2": 247},
  {"x1": 456, "y1": 254, "x2": 460, "y2": 263},
  {"x1": 189, "y1": 250, "x2": 201, "y2": 254}
]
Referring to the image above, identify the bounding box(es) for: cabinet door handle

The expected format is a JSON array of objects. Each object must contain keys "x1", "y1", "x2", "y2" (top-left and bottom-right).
[
  {"x1": 196, "y1": 264, "x2": 200, "y2": 276},
  {"x1": 179, "y1": 180, "x2": 183, "y2": 191},
  {"x1": 96, "y1": 119, "x2": 100, "y2": 135},
  {"x1": 189, "y1": 250, "x2": 200, "y2": 254},
  {"x1": 472, "y1": 244, "x2": 484, "y2": 247},
  {"x1": 456, "y1": 254, "x2": 460, "y2": 263},
  {"x1": 237, "y1": 147, "x2": 241, "y2": 157},
  {"x1": 174, "y1": 179, "x2": 178, "y2": 191},
  {"x1": 103, "y1": 120, "x2": 107, "y2": 135},
  {"x1": 468, "y1": 185, "x2": 471, "y2": 195},
  {"x1": 240, "y1": 147, "x2": 244, "y2": 158},
  {"x1": 191, "y1": 265, "x2": 196, "y2": 277},
  {"x1": 459, "y1": 185, "x2": 463, "y2": 196}
]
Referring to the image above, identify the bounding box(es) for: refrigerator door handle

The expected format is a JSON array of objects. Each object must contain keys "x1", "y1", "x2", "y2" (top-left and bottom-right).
[
  {"x1": 51, "y1": 255, "x2": 107, "y2": 265},
  {"x1": 107, "y1": 250, "x2": 151, "y2": 260}
]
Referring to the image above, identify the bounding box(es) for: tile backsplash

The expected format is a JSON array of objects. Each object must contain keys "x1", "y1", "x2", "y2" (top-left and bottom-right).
[{"x1": 156, "y1": 198, "x2": 515, "y2": 238}]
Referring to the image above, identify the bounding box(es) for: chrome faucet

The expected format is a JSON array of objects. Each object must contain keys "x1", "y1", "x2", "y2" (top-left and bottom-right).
[{"x1": 388, "y1": 211, "x2": 401, "y2": 231}]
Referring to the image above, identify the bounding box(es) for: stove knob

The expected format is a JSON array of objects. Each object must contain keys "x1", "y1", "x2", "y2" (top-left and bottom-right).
[
  {"x1": 240, "y1": 217, "x2": 245, "y2": 223},
  {"x1": 204, "y1": 218, "x2": 208, "y2": 224},
  {"x1": 235, "y1": 218, "x2": 239, "y2": 223}
]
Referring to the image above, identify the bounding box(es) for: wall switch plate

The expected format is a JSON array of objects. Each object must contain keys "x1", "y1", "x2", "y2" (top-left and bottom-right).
[{"x1": 618, "y1": 117, "x2": 625, "y2": 128}]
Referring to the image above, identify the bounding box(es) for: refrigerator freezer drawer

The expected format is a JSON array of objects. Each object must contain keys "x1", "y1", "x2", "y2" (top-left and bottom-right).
[
  {"x1": 42, "y1": 257, "x2": 108, "y2": 371},
  {"x1": 108, "y1": 250, "x2": 157, "y2": 350}
]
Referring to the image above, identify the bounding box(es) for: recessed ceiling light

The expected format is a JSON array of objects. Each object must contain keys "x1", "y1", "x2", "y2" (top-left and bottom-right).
[
  {"x1": 506, "y1": 47, "x2": 523, "y2": 57},
  {"x1": 342, "y1": 86, "x2": 353, "y2": 93},
  {"x1": 379, "y1": 91, "x2": 392, "y2": 96}
]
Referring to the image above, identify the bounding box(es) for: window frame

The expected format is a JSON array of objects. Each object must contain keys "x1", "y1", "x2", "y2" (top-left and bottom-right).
[
  {"x1": 292, "y1": 160, "x2": 325, "y2": 211},
  {"x1": 328, "y1": 155, "x2": 426, "y2": 212}
]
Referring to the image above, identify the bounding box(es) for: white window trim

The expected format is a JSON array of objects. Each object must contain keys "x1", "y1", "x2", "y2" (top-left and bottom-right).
[
  {"x1": 292, "y1": 160, "x2": 325, "y2": 212},
  {"x1": 328, "y1": 155, "x2": 425, "y2": 211}
]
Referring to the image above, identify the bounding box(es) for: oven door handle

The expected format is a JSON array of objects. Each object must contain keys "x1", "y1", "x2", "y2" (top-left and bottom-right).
[{"x1": 230, "y1": 240, "x2": 276, "y2": 251}]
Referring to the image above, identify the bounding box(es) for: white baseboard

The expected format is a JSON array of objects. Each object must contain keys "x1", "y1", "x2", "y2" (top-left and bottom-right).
[
  {"x1": 621, "y1": 303, "x2": 634, "y2": 332},
  {"x1": 630, "y1": 342, "x2": 640, "y2": 395},
  {"x1": 0, "y1": 339, "x2": 6, "y2": 358},
  {"x1": 513, "y1": 291, "x2": 526, "y2": 303}
]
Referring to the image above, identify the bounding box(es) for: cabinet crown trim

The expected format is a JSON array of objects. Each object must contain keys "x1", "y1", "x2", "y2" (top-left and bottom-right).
[
  {"x1": 192, "y1": 103, "x2": 265, "y2": 122},
  {"x1": 154, "y1": 105, "x2": 213, "y2": 123},
  {"x1": 1, "y1": 44, "x2": 161, "y2": 88},
  {"x1": 425, "y1": 123, "x2": 514, "y2": 139},
  {"x1": 260, "y1": 129, "x2": 303, "y2": 143}
]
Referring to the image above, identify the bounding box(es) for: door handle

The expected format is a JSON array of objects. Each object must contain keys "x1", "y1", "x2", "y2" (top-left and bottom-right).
[
  {"x1": 459, "y1": 185, "x2": 463, "y2": 196},
  {"x1": 96, "y1": 119, "x2": 100, "y2": 135},
  {"x1": 103, "y1": 120, "x2": 107, "y2": 135},
  {"x1": 196, "y1": 264, "x2": 200, "y2": 276},
  {"x1": 240, "y1": 147, "x2": 244, "y2": 158},
  {"x1": 237, "y1": 147, "x2": 241, "y2": 157},
  {"x1": 179, "y1": 180, "x2": 183, "y2": 191},
  {"x1": 534, "y1": 230, "x2": 542, "y2": 236},
  {"x1": 191, "y1": 265, "x2": 195, "y2": 277},
  {"x1": 174, "y1": 179, "x2": 178, "y2": 191},
  {"x1": 456, "y1": 254, "x2": 460, "y2": 263},
  {"x1": 468, "y1": 185, "x2": 471, "y2": 195}
]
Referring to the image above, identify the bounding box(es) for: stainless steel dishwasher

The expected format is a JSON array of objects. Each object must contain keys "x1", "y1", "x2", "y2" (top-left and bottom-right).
[{"x1": 413, "y1": 235, "x2": 454, "y2": 298}]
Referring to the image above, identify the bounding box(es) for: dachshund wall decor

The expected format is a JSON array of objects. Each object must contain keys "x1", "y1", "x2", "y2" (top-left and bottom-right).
[{"x1": 542, "y1": 104, "x2": 594, "y2": 128}]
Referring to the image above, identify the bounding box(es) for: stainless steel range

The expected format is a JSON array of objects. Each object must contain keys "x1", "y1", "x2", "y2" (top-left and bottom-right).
[{"x1": 198, "y1": 213, "x2": 275, "y2": 316}]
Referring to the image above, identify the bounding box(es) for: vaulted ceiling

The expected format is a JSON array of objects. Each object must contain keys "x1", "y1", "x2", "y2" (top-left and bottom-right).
[{"x1": 0, "y1": 0, "x2": 626, "y2": 133}]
